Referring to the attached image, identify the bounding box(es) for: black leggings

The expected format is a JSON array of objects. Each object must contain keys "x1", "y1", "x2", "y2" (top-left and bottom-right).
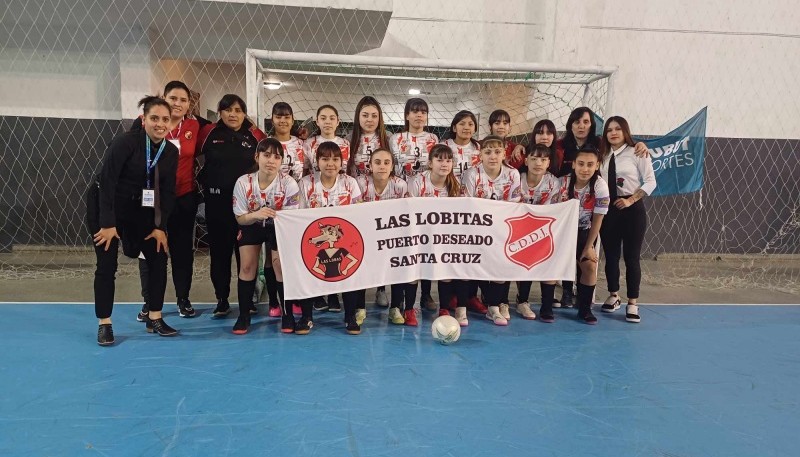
[
  {"x1": 205, "y1": 194, "x2": 240, "y2": 300},
  {"x1": 600, "y1": 199, "x2": 647, "y2": 298},
  {"x1": 139, "y1": 193, "x2": 197, "y2": 303}
]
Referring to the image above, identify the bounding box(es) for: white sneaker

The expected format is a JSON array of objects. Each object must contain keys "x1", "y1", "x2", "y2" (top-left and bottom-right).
[
  {"x1": 486, "y1": 306, "x2": 508, "y2": 326},
  {"x1": 355, "y1": 308, "x2": 367, "y2": 325},
  {"x1": 388, "y1": 307, "x2": 405, "y2": 325},
  {"x1": 625, "y1": 304, "x2": 641, "y2": 323},
  {"x1": 516, "y1": 302, "x2": 536, "y2": 320},
  {"x1": 601, "y1": 295, "x2": 621, "y2": 313},
  {"x1": 499, "y1": 303, "x2": 511, "y2": 320},
  {"x1": 455, "y1": 307, "x2": 469, "y2": 327},
  {"x1": 375, "y1": 289, "x2": 389, "y2": 307}
]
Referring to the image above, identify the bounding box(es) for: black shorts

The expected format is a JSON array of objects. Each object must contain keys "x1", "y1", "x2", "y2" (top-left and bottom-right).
[
  {"x1": 237, "y1": 222, "x2": 277, "y2": 250},
  {"x1": 576, "y1": 228, "x2": 595, "y2": 260}
]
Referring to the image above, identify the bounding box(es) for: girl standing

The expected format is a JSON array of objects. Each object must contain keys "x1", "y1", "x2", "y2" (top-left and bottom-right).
[
  {"x1": 488, "y1": 109, "x2": 525, "y2": 170},
  {"x1": 304, "y1": 105, "x2": 350, "y2": 174},
  {"x1": 598, "y1": 117, "x2": 656, "y2": 323}
]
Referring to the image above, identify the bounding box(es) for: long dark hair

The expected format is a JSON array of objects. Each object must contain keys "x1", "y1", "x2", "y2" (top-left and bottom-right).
[
  {"x1": 348, "y1": 96, "x2": 389, "y2": 177},
  {"x1": 402, "y1": 98, "x2": 429, "y2": 131},
  {"x1": 443, "y1": 110, "x2": 479, "y2": 148},
  {"x1": 567, "y1": 144, "x2": 602, "y2": 199},
  {"x1": 428, "y1": 144, "x2": 460, "y2": 197},
  {"x1": 599, "y1": 116, "x2": 636, "y2": 162},
  {"x1": 563, "y1": 107, "x2": 599, "y2": 153},
  {"x1": 271, "y1": 102, "x2": 301, "y2": 137}
]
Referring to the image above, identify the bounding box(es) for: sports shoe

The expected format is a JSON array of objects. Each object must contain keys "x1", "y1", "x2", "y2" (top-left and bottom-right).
[
  {"x1": 146, "y1": 317, "x2": 179, "y2": 336},
  {"x1": 249, "y1": 302, "x2": 259, "y2": 315},
  {"x1": 294, "y1": 317, "x2": 313, "y2": 335},
  {"x1": 403, "y1": 309, "x2": 418, "y2": 327},
  {"x1": 421, "y1": 294, "x2": 437, "y2": 311},
  {"x1": 346, "y1": 316, "x2": 361, "y2": 335},
  {"x1": 232, "y1": 314, "x2": 250, "y2": 335},
  {"x1": 313, "y1": 297, "x2": 329, "y2": 312},
  {"x1": 438, "y1": 309, "x2": 450, "y2": 317},
  {"x1": 560, "y1": 290, "x2": 575, "y2": 309},
  {"x1": 375, "y1": 289, "x2": 389, "y2": 307},
  {"x1": 467, "y1": 296, "x2": 488, "y2": 314},
  {"x1": 388, "y1": 307, "x2": 405, "y2": 325},
  {"x1": 355, "y1": 308, "x2": 366, "y2": 326},
  {"x1": 551, "y1": 298, "x2": 562, "y2": 309},
  {"x1": 486, "y1": 306, "x2": 508, "y2": 326},
  {"x1": 292, "y1": 303, "x2": 302, "y2": 315},
  {"x1": 281, "y1": 314, "x2": 295, "y2": 333},
  {"x1": 136, "y1": 304, "x2": 149, "y2": 322},
  {"x1": 268, "y1": 305, "x2": 281, "y2": 317},
  {"x1": 516, "y1": 302, "x2": 536, "y2": 320},
  {"x1": 601, "y1": 295, "x2": 621, "y2": 313},
  {"x1": 455, "y1": 307, "x2": 469, "y2": 327},
  {"x1": 499, "y1": 303, "x2": 511, "y2": 320},
  {"x1": 97, "y1": 324, "x2": 114, "y2": 346},
  {"x1": 177, "y1": 298, "x2": 196, "y2": 318},
  {"x1": 578, "y1": 307, "x2": 598, "y2": 325},
  {"x1": 626, "y1": 304, "x2": 641, "y2": 323},
  {"x1": 213, "y1": 299, "x2": 231, "y2": 317},
  {"x1": 539, "y1": 303, "x2": 555, "y2": 323},
  {"x1": 327, "y1": 295, "x2": 342, "y2": 312}
]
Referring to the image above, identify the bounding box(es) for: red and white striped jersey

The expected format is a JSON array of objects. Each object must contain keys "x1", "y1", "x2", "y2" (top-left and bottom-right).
[
  {"x1": 232, "y1": 172, "x2": 300, "y2": 225},
  {"x1": 352, "y1": 133, "x2": 383, "y2": 177},
  {"x1": 356, "y1": 175, "x2": 408, "y2": 202},
  {"x1": 441, "y1": 138, "x2": 481, "y2": 179},
  {"x1": 461, "y1": 164, "x2": 521, "y2": 202},
  {"x1": 389, "y1": 131, "x2": 439, "y2": 180},
  {"x1": 276, "y1": 136, "x2": 305, "y2": 180},
  {"x1": 520, "y1": 172, "x2": 560, "y2": 205},
  {"x1": 303, "y1": 135, "x2": 351, "y2": 173},
  {"x1": 406, "y1": 171, "x2": 452, "y2": 198},
  {"x1": 298, "y1": 173, "x2": 362, "y2": 208}
]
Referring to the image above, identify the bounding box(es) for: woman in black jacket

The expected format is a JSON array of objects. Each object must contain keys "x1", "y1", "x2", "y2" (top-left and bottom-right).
[
  {"x1": 197, "y1": 94, "x2": 267, "y2": 317},
  {"x1": 90, "y1": 96, "x2": 179, "y2": 346}
]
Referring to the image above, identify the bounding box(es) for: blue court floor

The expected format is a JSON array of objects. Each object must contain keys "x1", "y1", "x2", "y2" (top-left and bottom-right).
[{"x1": 0, "y1": 303, "x2": 798, "y2": 457}]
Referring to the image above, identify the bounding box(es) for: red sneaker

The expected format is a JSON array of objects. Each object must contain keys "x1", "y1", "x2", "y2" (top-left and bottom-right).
[
  {"x1": 292, "y1": 303, "x2": 302, "y2": 315},
  {"x1": 468, "y1": 297, "x2": 488, "y2": 314},
  {"x1": 268, "y1": 306, "x2": 281, "y2": 318},
  {"x1": 438, "y1": 309, "x2": 450, "y2": 317},
  {"x1": 448, "y1": 295, "x2": 458, "y2": 311},
  {"x1": 403, "y1": 309, "x2": 418, "y2": 326}
]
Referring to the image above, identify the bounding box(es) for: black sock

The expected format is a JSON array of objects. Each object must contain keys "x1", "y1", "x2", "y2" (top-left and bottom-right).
[
  {"x1": 540, "y1": 283, "x2": 556, "y2": 307},
  {"x1": 404, "y1": 283, "x2": 419, "y2": 312},
  {"x1": 455, "y1": 280, "x2": 470, "y2": 308},
  {"x1": 562, "y1": 281, "x2": 574, "y2": 299},
  {"x1": 577, "y1": 283, "x2": 595, "y2": 314},
  {"x1": 237, "y1": 278, "x2": 256, "y2": 315},
  {"x1": 420, "y1": 279, "x2": 431, "y2": 298},
  {"x1": 301, "y1": 299, "x2": 313, "y2": 320},
  {"x1": 390, "y1": 284, "x2": 403, "y2": 309},
  {"x1": 264, "y1": 267, "x2": 278, "y2": 306},
  {"x1": 437, "y1": 281, "x2": 454, "y2": 311}
]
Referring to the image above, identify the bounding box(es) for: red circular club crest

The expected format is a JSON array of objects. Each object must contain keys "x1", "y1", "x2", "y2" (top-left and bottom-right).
[{"x1": 300, "y1": 217, "x2": 364, "y2": 282}]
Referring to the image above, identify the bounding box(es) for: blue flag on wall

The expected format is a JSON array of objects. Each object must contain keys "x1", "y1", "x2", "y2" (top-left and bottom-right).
[{"x1": 596, "y1": 107, "x2": 707, "y2": 196}]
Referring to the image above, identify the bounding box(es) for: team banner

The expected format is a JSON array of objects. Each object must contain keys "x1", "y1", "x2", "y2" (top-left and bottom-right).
[{"x1": 276, "y1": 198, "x2": 579, "y2": 300}]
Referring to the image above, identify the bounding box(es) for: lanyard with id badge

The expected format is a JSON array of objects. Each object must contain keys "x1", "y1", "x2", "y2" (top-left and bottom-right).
[{"x1": 142, "y1": 136, "x2": 166, "y2": 208}]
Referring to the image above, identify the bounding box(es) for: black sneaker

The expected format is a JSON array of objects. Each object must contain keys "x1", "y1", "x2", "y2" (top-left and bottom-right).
[
  {"x1": 539, "y1": 303, "x2": 555, "y2": 323},
  {"x1": 560, "y1": 290, "x2": 575, "y2": 309},
  {"x1": 313, "y1": 297, "x2": 329, "y2": 312},
  {"x1": 177, "y1": 298, "x2": 196, "y2": 318},
  {"x1": 601, "y1": 296, "x2": 620, "y2": 313},
  {"x1": 294, "y1": 317, "x2": 313, "y2": 335},
  {"x1": 327, "y1": 295, "x2": 342, "y2": 313},
  {"x1": 345, "y1": 316, "x2": 361, "y2": 335},
  {"x1": 232, "y1": 314, "x2": 250, "y2": 335},
  {"x1": 146, "y1": 317, "x2": 179, "y2": 336},
  {"x1": 249, "y1": 302, "x2": 259, "y2": 315},
  {"x1": 136, "y1": 304, "x2": 149, "y2": 322},
  {"x1": 578, "y1": 307, "x2": 598, "y2": 325},
  {"x1": 213, "y1": 299, "x2": 231, "y2": 317},
  {"x1": 97, "y1": 324, "x2": 115, "y2": 346},
  {"x1": 281, "y1": 314, "x2": 295, "y2": 334}
]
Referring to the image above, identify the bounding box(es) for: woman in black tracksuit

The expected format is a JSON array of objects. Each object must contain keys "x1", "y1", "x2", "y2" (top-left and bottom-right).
[
  {"x1": 197, "y1": 94, "x2": 266, "y2": 316},
  {"x1": 90, "y1": 96, "x2": 178, "y2": 346}
]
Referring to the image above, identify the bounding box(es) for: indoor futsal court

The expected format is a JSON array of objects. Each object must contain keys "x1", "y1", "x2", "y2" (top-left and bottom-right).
[
  {"x1": 2, "y1": 1, "x2": 799, "y2": 456},
  {"x1": 1, "y1": 301, "x2": 799, "y2": 456}
]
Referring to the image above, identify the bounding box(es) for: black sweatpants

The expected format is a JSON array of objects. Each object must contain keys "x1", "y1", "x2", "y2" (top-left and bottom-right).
[
  {"x1": 205, "y1": 193, "x2": 241, "y2": 300},
  {"x1": 600, "y1": 199, "x2": 647, "y2": 299}
]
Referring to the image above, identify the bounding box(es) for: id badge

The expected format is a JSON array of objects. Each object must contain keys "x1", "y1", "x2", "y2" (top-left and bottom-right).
[{"x1": 142, "y1": 188, "x2": 155, "y2": 208}]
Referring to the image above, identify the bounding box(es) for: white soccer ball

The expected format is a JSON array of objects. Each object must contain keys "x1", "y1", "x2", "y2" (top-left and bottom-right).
[{"x1": 431, "y1": 315, "x2": 461, "y2": 345}]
